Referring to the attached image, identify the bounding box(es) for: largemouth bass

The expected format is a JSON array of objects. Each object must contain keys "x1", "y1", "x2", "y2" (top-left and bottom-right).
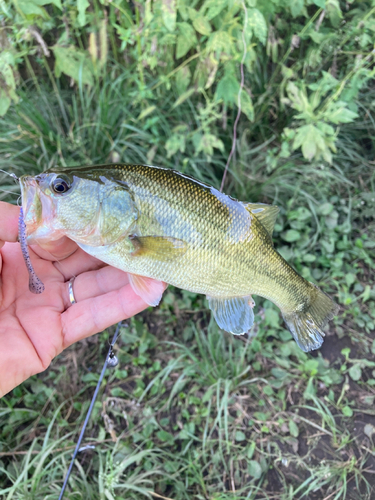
[{"x1": 20, "y1": 164, "x2": 339, "y2": 352}]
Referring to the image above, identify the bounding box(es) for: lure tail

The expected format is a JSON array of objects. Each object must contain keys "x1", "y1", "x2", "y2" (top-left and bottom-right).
[{"x1": 282, "y1": 283, "x2": 339, "y2": 352}]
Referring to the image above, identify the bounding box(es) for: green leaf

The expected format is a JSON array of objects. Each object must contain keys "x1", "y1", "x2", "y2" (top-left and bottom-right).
[
  {"x1": 246, "y1": 8, "x2": 267, "y2": 45},
  {"x1": 215, "y1": 73, "x2": 239, "y2": 105},
  {"x1": 327, "y1": 102, "x2": 359, "y2": 124},
  {"x1": 193, "y1": 14, "x2": 212, "y2": 36},
  {"x1": 265, "y1": 308, "x2": 279, "y2": 328},
  {"x1": 156, "y1": 430, "x2": 174, "y2": 443},
  {"x1": 77, "y1": 0, "x2": 89, "y2": 26},
  {"x1": 235, "y1": 431, "x2": 246, "y2": 441},
  {"x1": 175, "y1": 66, "x2": 191, "y2": 94},
  {"x1": 240, "y1": 91, "x2": 254, "y2": 121},
  {"x1": 342, "y1": 406, "x2": 353, "y2": 417},
  {"x1": 14, "y1": 0, "x2": 48, "y2": 17},
  {"x1": 289, "y1": 420, "x2": 299, "y2": 437},
  {"x1": 201, "y1": 0, "x2": 227, "y2": 20},
  {"x1": 52, "y1": 45, "x2": 94, "y2": 86},
  {"x1": 313, "y1": 0, "x2": 325, "y2": 6},
  {"x1": 349, "y1": 365, "x2": 362, "y2": 382},
  {"x1": 165, "y1": 132, "x2": 186, "y2": 158},
  {"x1": 172, "y1": 87, "x2": 195, "y2": 108},
  {"x1": 290, "y1": 0, "x2": 304, "y2": 17},
  {"x1": 318, "y1": 202, "x2": 334, "y2": 216},
  {"x1": 161, "y1": 0, "x2": 177, "y2": 32},
  {"x1": 195, "y1": 133, "x2": 224, "y2": 156},
  {"x1": 282, "y1": 230, "x2": 300, "y2": 242},
  {"x1": 176, "y1": 22, "x2": 197, "y2": 59},
  {"x1": 248, "y1": 460, "x2": 262, "y2": 478},
  {"x1": 0, "y1": 93, "x2": 11, "y2": 117},
  {"x1": 207, "y1": 31, "x2": 233, "y2": 53}
]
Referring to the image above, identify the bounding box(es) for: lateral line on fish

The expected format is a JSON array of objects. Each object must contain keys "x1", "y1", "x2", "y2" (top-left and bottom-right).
[{"x1": 19, "y1": 207, "x2": 45, "y2": 294}]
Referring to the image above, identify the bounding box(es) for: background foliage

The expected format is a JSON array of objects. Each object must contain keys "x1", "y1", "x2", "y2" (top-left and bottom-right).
[{"x1": 0, "y1": 0, "x2": 375, "y2": 498}]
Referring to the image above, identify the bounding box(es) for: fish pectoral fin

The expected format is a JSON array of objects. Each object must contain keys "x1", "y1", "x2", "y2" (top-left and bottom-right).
[
  {"x1": 242, "y1": 202, "x2": 279, "y2": 238},
  {"x1": 207, "y1": 295, "x2": 255, "y2": 335},
  {"x1": 130, "y1": 235, "x2": 187, "y2": 262},
  {"x1": 128, "y1": 273, "x2": 166, "y2": 307}
]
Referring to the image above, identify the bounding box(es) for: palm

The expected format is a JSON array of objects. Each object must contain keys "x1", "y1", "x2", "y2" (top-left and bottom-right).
[{"x1": 0, "y1": 203, "x2": 165, "y2": 397}]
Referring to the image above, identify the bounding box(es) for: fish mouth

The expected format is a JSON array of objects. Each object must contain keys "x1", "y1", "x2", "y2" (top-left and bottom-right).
[{"x1": 20, "y1": 175, "x2": 54, "y2": 239}]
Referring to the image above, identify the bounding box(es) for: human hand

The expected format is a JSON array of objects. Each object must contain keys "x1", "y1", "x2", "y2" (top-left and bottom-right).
[{"x1": 0, "y1": 201, "x2": 166, "y2": 397}]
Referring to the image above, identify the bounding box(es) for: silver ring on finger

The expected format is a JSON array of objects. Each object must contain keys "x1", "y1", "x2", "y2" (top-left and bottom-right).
[{"x1": 68, "y1": 277, "x2": 77, "y2": 305}]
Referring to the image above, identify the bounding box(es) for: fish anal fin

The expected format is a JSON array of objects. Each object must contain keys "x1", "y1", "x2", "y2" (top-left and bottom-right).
[
  {"x1": 207, "y1": 295, "x2": 255, "y2": 335},
  {"x1": 128, "y1": 273, "x2": 166, "y2": 307},
  {"x1": 242, "y1": 202, "x2": 279, "y2": 237},
  {"x1": 130, "y1": 235, "x2": 187, "y2": 262}
]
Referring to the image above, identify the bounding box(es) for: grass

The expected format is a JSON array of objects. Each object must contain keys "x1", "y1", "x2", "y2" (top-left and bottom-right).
[{"x1": 0, "y1": 66, "x2": 375, "y2": 499}]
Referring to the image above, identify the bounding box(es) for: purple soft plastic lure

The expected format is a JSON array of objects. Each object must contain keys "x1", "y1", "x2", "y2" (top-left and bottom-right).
[{"x1": 19, "y1": 207, "x2": 45, "y2": 294}]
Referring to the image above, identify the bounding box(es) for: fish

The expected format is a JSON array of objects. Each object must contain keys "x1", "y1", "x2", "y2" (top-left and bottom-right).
[{"x1": 19, "y1": 164, "x2": 339, "y2": 352}]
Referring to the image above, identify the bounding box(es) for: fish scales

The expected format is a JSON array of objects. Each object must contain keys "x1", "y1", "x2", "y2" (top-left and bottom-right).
[
  {"x1": 20, "y1": 164, "x2": 339, "y2": 352},
  {"x1": 98, "y1": 165, "x2": 307, "y2": 310}
]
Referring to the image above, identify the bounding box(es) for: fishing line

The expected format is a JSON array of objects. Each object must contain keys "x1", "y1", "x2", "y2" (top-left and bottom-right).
[
  {"x1": 58, "y1": 321, "x2": 122, "y2": 500},
  {"x1": 0, "y1": 169, "x2": 19, "y2": 181}
]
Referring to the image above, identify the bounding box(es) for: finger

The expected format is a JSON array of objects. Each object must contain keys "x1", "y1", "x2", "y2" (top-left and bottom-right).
[
  {"x1": 0, "y1": 202, "x2": 19, "y2": 245},
  {"x1": 53, "y1": 247, "x2": 108, "y2": 280},
  {"x1": 61, "y1": 279, "x2": 166, "y2": 347},
  {"x1": 61, "y1": 266, "x2": 131, "y2": 308}
]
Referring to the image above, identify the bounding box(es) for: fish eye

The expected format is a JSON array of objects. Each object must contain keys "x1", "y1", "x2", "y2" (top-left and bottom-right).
[{"x1": 51, "y1": 176, "x2": 72, "y2": 194}]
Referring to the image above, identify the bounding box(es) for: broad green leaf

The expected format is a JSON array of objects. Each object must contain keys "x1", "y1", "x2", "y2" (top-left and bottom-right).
[
  {"x1": 235, "y1": 430, "x2": 246, "y2": 441},
  {"x1": 195, "y1": 133, "x2": 224, "y2": 156},
  {"x1": 265, "y1": 308, "x2": 279, "y2": 328},
  {"x1": 326, "y1": 0, "x2": 342, "y2": 27},
  {"x1": 14, "y1": 0, "x2": 48, "y2": 17},
  {"x1": 349, "y1": 365, "x2": 362, "y2": 382},
  {"x1": 161, "y1": 0, "x2": 177, "y2": 32},
  {"x1": 342, "y1": 406, "x2": 353, "y2": 417},
  {"x1": 248, "y1": 460, "x2": 262, "y2": 478},
  {"x1": 0, "y1": 92, "x2": 11, "y2": 117},
  {"x1": 246, "y1": 8, "x2": 267, "y2": 45},
  {"x1": 165, "y1": 133, "x2": 186, "y2": 158},
  {"x1": 290, "y1": 0, "x2": 304, "y2": 17},
  {"x1": 289, "y1": 420, "x2": 299, "y2": 437},
  {"x1": 327, "y1": 102, "x2": 359, "y2": 124},
  {"x1": 313, "y1": 0, "x2": 325, "y2": 6},
  {"x1": 318, "y1": 202, "x2": 334, "y2": 216},
  {"x1": 282, "y1": 230, "x2": 300, "y2": 242},
  {"x1": 193, "y1": 14, "x2": 212, "y2": 36},
  {"x1": 52, "y1": 45, "x2": 94, "y2": 86},
  {"x1": 207, "y1": 31, "x2": 233, "y2": 53},
  {"x1": 240, "y1": 91, "x2": 254, "y2": 121},
  {"x1": 215, "y1": 73, "x2": 239, "y2": 105},
  {"x1": 176, "y1": 22, "x2": 197, "y2": 59},
  {"x1": 175, "y1": 65, "x2": 191, "y2": 94},
  {"x1": 201, "y1": 0, "x2": 227, "y2": 20},
  {"x1": 77, "y1": 0, "x2": 89, "y2": 27}
]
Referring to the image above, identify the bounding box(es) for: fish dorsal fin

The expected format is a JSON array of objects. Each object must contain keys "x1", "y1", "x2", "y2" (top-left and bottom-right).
[
  {"x1": 207, "y1": 295, "x2": 255, "y2": 335},
  {"x1": 130, "y1": 235, "x2": 187, "y2": 261},
  {"x1": 242, "y1": 202, "x2": 279, "y2": 237}
]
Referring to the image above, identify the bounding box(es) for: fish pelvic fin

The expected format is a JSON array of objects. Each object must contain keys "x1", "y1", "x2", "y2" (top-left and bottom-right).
[
  {"x1": 128, "y1": 273, "x2": 166, "y2": 307},
  {"x1": 242, "y1": 202, "x2": 279, "y2": 238},
  {"x1": 207, "y1": 295, "x2": 255, "y2": 335},
  {"x1": 282, "y1": 283, "x2": 339, "y2": 352}
]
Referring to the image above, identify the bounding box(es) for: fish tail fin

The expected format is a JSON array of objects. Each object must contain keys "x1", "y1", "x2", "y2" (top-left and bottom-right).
[{"x1": 282, "y1": 283, "x2": 339, "y2": 352}]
